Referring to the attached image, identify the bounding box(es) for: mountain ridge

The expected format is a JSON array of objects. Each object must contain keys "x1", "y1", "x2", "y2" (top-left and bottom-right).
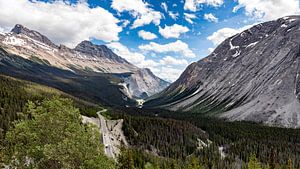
[
  {"x1": 0, "y1": 24, "x2": 169, "y2": 99},
  {"x1": 145, "y1": 15, "x2": 300, "y2": 128}
]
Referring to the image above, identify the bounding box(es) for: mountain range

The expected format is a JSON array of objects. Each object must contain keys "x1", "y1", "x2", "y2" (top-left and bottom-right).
[
  {"x1": 145, "y1": 16, "x2": 300, "y2": 128},
  {"x1": 1, "y1": 16, "x2": 300, "y2": 128},
  {"x1": 0, "y1": 24, "x2": 169, "y2": 105}
]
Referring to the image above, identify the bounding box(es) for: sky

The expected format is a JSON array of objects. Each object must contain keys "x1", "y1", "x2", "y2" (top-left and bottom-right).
[{"x1": 0, "y1": 0, "x2": 299, "y2": 82}]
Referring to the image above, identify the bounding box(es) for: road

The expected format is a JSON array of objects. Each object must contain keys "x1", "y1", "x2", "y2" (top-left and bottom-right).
[{"x1": 97, "y1": 110, "x2": 115, "y2": 159}]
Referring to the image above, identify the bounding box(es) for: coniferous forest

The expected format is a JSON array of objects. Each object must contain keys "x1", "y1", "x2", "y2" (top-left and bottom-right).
[
  {"x1": 110, "y1": 108, "x2": 300, "y2": 168},
  {"x1": 0, "y1": 74, "x2": 300, "y2": 169}
]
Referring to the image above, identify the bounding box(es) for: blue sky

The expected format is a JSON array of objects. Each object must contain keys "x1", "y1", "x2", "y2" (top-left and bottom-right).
[
  {"x1": 0, "y1": 0, "x2": 299, "y2": 81},
  {"x1": 92, "y1": 0, "x2": 256, "y2": 81}
]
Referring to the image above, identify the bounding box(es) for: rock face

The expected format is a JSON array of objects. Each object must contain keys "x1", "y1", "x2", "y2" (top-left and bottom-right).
[
  {"x1": 74, "y1": 40, "x2": 129, "y2": 64},
  {"x1": 11, "y1": 24, "x2": 57, "y2": 48},
  {"x1": 0, "y1": 24, "x2": 169, "y2": 98},
  {"x1": 122, "y1": 68, "x2": 170, "y2": 98},
  {"x1": 145, "y1": 16, "x2": 300, "y2": 128}
]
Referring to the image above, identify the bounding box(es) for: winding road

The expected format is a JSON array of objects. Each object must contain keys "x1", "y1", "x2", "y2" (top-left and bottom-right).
[{"x1": 97, "y1": 110, "x2": 115, "y2": 159}]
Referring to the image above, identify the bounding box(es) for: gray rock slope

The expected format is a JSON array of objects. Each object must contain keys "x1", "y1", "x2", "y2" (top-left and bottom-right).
[
  {"x1": 145, "y1": 16, "x2": 300, "y2": 128},
  {"x1": 0, "y1": 24, "x2": 169, "y2": 98}
]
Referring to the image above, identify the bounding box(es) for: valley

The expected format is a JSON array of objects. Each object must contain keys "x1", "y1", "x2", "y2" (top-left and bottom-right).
[{"x1": 0, "y1": 13, "x2": 299, "y2": 169}]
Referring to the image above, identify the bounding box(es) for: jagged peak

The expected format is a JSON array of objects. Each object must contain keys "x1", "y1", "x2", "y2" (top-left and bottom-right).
[
  {"x1": 75, "y1": 40, "x2": 109, "y2": 51},
  {"x1": 74, "y1": 40, "x2": 130, "y2": 64},
  {"x1": 11, "y1": 24, "x2": 29, "y2": 34},
  {"x1": 75, "y1": 40, "x2": 93, "y2": 48},
  {"x1": 11, "y1": 24, "x2": 57, "y2": 48}
]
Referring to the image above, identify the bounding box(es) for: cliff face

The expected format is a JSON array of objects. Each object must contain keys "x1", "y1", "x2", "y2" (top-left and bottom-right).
[{"x1": 145, "y1": 16, "x2": 300, "y2": 128}]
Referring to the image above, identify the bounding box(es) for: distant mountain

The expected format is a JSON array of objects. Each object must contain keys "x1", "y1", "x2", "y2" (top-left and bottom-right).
[
  {"x1": 0, "y1": 24, "x2": 169, "y2": 99},
  {"x1": 145, "y1": 16, "x2": 300, "y2": 128}
]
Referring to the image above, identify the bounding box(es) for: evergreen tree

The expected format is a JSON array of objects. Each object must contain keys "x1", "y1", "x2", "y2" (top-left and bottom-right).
[
  {"x1": 118, "y1": 147, "x2": 134, "y2": 169},
  {"x1": 248, "y1": 154, "x2": 262, "y2": 169},
  {"x1": 187, "y1": 156, "x2": 204, "y2": 169},
  {"x1": 287, "y1": 159, "x2": 293, "y2": 169},
  {"x1": 2, "y1": 97, "x2": 115, "y2": 169}
]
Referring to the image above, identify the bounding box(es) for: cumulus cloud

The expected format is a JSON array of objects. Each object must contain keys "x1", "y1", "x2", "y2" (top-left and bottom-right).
[
  {"x1": 121, "y1": 20, "x2": 130, "y2": 27},
  {"x1": 233, "y1": 0, "x2": 300, "y2": 21},
  {"x1": 207, "y1": 0, "x2": 299, "y2": 47},
  {"x1": 0, "y1": 0, "x2": 122, "y2": 47},
  {"x1": 159, "y1": 24, "x2": 189, "y2": 39},
  {"x1": 161, "y1": 2, "x2": 168, "y2": 12},
  {"x1": 107, "y1": 42, "x2": 159, "y2": 68},
  {"x1": 169, "y1": 11, "x2": 179, "y2": 20},
  {"x1": 138, "y1": 30, "x2": 157, "y2": 40},
  {"x1": 139, "y1": 40, "x2": 196, "y2": 58},
  {"x1": 184, "y1": 0, "x2": 224, "y2": 12},
  {"x1": 155, "y1": 67, "x2": 184, "y2": 82},
  {"x1": 107, "y1": 42, "x2": 187, "y2": 82},
  {"x1": 207, "y1": 24, "x2": 254, "y2": 45},
  {"x1": 207, "y1": 47, "x2": 215, "y2": 53},
  {"x1": 159, "y1": 56, "x2": 188, "y2": 66},
  {"x1": 184, "y1": 13, "x2": 197, "y2": 24},
  {"x1": 111, "y1": 0, "x2": 162, "y2": 29},
  {"x1": 161, "y1": 2, "x2": 179, "y2": 20},
  {"x1": 204, "y1": 13, "x2": 218, "y2": 22}
]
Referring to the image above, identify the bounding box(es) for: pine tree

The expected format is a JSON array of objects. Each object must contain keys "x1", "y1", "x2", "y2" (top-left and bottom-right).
[
  {"x1": 187, "y1": 156, "x2": 204, "y2": 169},
  {"x1": 287, "y1": 159, "x2": 293, "y2": 169},
  {"x1": 118, "y1": 147, "x2": 134, "y2": 169},
  {"x1": 248, "y1": 154, "x2": 262, "y2": 169}
]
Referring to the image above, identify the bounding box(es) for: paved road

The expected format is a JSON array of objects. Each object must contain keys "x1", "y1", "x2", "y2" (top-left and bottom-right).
[{"x1": 97, "y1": 110, "x2": 115, "y2": 159}]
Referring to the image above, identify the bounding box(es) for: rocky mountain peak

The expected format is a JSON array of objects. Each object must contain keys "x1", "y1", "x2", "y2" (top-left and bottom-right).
[
  {"x1": 11, "y1": 24, "x2": 57, "y2": 48},
  {"x1": 74, "y1": 40, "x2": 129, "y2": 64}
]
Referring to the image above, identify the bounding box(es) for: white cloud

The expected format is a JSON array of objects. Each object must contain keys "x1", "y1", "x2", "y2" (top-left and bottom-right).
[
  {"x1": 111, "y1": 0, "x2": 162, "y2": 29},
  {"x1": 159, "y1": 24, "x2": 189, "y2": 39},
  {"x1": 107, "y1": 42, "x2": 187, "y2": 82},
  {"x1": 156, "y1": 67, "x2": 184, "y2": 82},
  {"x1": 207, "y1": 24, "x2": 254, "y2": 45},
  {"x1": 138, "y1": 30, "x2": 157, "y2": 40},
  {"x1": 161, "y1": 2, "x2": 168, "y2": 12},
  {"x1": 139, "y1": 40, "x2": 196, "y2": 58},
  {"x1": 184, "y1": 13, "x2": 197, "y2": 24},
  {"x1": 160, "y1": 2, "x2": 179, "y2": 20},
  {"x1": 184, "y1": 0, "x2": 224, "y2": 12},
  {"x1": 107, "y1": 42, "x2": 144, "y2": 63},
  {"x1": 121, "y1": 20, "x2": 130, "y2": 27},
  {"x1": 159, "y1": 56, "x2": 188, "y2": 66},
  {"x1": 169, "y1": 11, "x2": 179, "y2": 20},
  {"x1": 207, "y1": 0, "x2": 300, "y2": 47},
  {"x1": 0, "y1": 0, "x2": 122, "y2": 48},
  {"x1": 233, "y1": 0, "x2": 300, "y2": 21},
  {"x1": 204, "y1": 13, "x2": 218, "y2": 22},
  {"x1": 107, "y1": 42, "x2": 159, "y2": 68},
  {"x1": 208, "y1": 47, "x2": 214, "y2": 53}
]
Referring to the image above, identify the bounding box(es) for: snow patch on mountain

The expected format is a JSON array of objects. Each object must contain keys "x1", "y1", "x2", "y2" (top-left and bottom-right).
[{"x1": 3, "y1": 35, "x2": 26, "y2": 46}]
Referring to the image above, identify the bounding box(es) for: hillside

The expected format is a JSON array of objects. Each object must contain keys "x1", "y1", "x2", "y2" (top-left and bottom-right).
[
  {"x1": 145, "y1": 16, "x2": 300, "y2": 128},
  {"x1": 0, "y1": 47, "x2": 137, "y2": 106},
  {"x1": 0, "y1": 74, "x2": 104, "y2": 139}
]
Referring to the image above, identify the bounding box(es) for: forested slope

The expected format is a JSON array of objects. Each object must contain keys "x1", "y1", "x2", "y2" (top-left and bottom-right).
[{"x1": 0, "y1": 74, "x2": 101, "y2": 139}]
